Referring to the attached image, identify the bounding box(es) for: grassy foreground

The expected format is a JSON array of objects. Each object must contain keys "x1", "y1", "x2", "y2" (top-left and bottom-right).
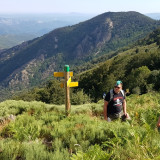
[{"x1": 0, "y1": 92, "x2": 160, "y2": 160}]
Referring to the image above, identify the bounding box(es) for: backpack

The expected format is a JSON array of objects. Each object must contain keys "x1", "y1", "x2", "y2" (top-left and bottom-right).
[
  {"x1": 109, "y1": 89, "x2": 125, "y2": 101},
  {"x1": 103, "y1": 89, "x2": 125, "y2": 102}
]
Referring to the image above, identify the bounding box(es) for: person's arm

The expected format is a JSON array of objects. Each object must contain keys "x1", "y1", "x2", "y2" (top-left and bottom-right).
[
  {"x1": 157, "y1": 116, "x2": 160, "y2": 128},
  {"x1": 123, "y1": 99, "x2": 127, "y2": 116},
  {"x1": 104, "y1": 100, "x2": 108, "y2": 120}
]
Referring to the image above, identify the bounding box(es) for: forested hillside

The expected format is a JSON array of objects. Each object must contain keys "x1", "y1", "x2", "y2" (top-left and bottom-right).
[
  {"x1": 0, "y1": 11, "x2": 159, "y2": 95},
  {"x1": 78, "y1": 28, "x2": 160, "y2": 101},
  {"x1": 12, "y1": 28, "x2": 160, "y2": 104}
]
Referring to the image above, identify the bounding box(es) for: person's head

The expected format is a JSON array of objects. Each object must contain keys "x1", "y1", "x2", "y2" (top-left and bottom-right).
[{"x1": 114, "y1": 80, "x2": 123, "y2": 93}]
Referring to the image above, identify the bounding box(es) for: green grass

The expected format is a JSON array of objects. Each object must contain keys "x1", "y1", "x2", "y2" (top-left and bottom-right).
[{"x1": 0, "y1": 92, "x2": 160, "y2": 159}]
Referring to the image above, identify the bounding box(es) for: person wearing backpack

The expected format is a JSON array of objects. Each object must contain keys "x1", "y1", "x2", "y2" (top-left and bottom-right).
[{"x1": 103, "y1": 80, "x2": 130, "y2": 121}]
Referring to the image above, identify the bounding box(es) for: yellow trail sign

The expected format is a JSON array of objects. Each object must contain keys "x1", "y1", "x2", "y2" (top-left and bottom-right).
[
  {"x1": 54, "y1": 72, "x2": 73, "y2": 77},
  {"x1": 60, "y1": 82, "x2": 78, "y2": 88},
  {"x1": 54, "y1": 72, "x2": 64, "y2": 77},
  {"x1": 69, "y1": 82, "x2": 78, "y2": 87}
]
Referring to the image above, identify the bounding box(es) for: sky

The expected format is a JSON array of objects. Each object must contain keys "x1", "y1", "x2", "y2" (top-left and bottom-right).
[{"x1": 1, "y1": 0, "x2": 160, "y2": 14}]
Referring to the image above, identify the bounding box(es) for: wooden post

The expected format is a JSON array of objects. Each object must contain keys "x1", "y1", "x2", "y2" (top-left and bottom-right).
[
  {"x1": 64, "y1": 65, "x2": 71, "y2": 116},
  {"x1": 54, "y1": 65, "x2": 78, "y2": 116}
]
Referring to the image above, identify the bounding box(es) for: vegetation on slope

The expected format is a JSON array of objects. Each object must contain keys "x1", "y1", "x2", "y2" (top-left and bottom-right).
[
  {"x1": 0, "y1": 92, "x2": 160, "y2": 159},
  {"x1": 0, "y1": 12, "x2": 160, "y2": 160},
  {"x1": 12, "y1": 80, "x2": 91, "y2": 105},
  {"x1": 0, "y1": 11, "x2": 159, "y2": 92},
  {"x1": 78, "y1": 28, "x2": 160, "y2": 101},
  {"x1": 9, "y1": 28, "x2": 160, "y2": 104}
]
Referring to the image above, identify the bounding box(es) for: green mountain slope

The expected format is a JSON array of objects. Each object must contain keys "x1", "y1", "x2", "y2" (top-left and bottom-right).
[
  {"x1": 11, "y1": 28, "x2": 160, "y2": 105},
  {"x1": 0, "y1": 11, "x2": 159, "y2": 94},
  {"x1": 78, "y1": 28, "x2": 160, "y2": 101}
]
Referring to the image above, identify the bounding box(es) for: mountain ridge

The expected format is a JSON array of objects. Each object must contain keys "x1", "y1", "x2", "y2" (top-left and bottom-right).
[{"x1": 0, "y1": 11, "x2": 160, "y2": 95}]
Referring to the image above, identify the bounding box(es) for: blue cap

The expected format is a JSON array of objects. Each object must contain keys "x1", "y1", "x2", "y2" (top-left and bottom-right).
[{"x1": 115, "y1": 80, "x2": 122, "y2": 86}]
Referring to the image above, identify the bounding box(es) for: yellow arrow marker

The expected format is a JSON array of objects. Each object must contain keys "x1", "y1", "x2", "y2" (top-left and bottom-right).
[
  {"x1": 67, "y1": 77, "x2": 71, "y2": 86},
  {"x1": 54, "y1": 72, "x2": 64, "y2": 77},
  {"x1": 69, "y1": 82, "x2": 78, "y2": 87}
]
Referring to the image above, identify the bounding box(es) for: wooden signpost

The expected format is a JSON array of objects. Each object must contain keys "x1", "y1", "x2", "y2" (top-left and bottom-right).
[{"x1": 54, "y1": 65, "x2": 78, "y2": 116}]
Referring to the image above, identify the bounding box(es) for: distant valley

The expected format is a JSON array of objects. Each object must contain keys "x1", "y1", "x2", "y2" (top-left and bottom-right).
[{"x1": 0, "y1": 13, "x2": 96, "y2": 49}]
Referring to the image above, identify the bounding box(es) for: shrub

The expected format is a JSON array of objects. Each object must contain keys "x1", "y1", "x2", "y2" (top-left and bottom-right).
[
  {"x1": 132, "y1": 86, "x2": 141, "y2": 94},
  {"x1": 1, "y1": 93, "x2": 160, "y2": 159},
  {"x1": 71, "y1": 90, "x2": 91, "y2": 105},
  {"x1": 1, "y1": 114, "x2": 43, "y2": 141},
  {"x1": 71, "y1": 144, "x2": 113, "y2": 160}
]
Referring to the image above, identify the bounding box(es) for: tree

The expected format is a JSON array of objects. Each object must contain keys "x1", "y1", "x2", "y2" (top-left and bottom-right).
[
  {"x1": 148, "y1": 70, "x2": 160, "y2": 90},
  {"x1": 126, "y1": 66, "x2": 151, "y2": 93}
]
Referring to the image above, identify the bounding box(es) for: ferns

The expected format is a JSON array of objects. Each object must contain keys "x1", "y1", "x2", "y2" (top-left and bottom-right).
[{"x1": 0, "y1": 93, "x2": 160, "y2": 159}]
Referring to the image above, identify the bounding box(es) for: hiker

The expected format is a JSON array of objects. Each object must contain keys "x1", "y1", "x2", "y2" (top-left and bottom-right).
[
  {"x1": 103, "y1": 80, "x2": 130, "y2": 121},
  {"x1": 157, "y1": 116, "x2": 160, "y2": 129}
]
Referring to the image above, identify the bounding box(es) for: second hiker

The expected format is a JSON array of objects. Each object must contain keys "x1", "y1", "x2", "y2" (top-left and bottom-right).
[{"x1": 103, "y1": 80, "x2": 130, "y2": 121}]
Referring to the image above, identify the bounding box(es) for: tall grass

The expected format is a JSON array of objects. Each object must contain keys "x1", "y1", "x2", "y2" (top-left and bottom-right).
[{"x1": 0, "y1": 92, "x2": 160, "y2": 159}]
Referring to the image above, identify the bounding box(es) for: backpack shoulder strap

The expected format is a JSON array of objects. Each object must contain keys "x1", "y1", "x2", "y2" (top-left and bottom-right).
[
  {"x1": 110, "y1": 89, "x2": 125, "y2": 101},
  {"x1": 120, "y1": 90, "x2": 125, "y2": 97},
  {"x1": 110, "y1": 89, "x2": 114, "y2": 101}
]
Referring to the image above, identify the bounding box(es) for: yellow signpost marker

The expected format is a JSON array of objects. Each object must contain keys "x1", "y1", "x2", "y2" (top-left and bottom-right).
[
  {"x1": 67, "y1": 77, "x2": 71, "y2": 87},
  {"x1": 54, "y1": 65, "x2": 78, "y2": 116},
  {"x1": 69, "y1": 82, "x2": 78, "y2": 87},
  {"x1": 54, "y1": 72, "x2": 73, "y2": 77},
  {"x1": 54, "y1": 72, "x2": 64, "y2": 77},
  {"x1": 60, "y1": 82, "x2": 79, "y2": 88}
]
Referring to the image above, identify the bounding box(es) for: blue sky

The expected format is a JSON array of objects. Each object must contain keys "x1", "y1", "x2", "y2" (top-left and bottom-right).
[{"x1": 1, "y1": 0, "x2": 160, "y2": 14}]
